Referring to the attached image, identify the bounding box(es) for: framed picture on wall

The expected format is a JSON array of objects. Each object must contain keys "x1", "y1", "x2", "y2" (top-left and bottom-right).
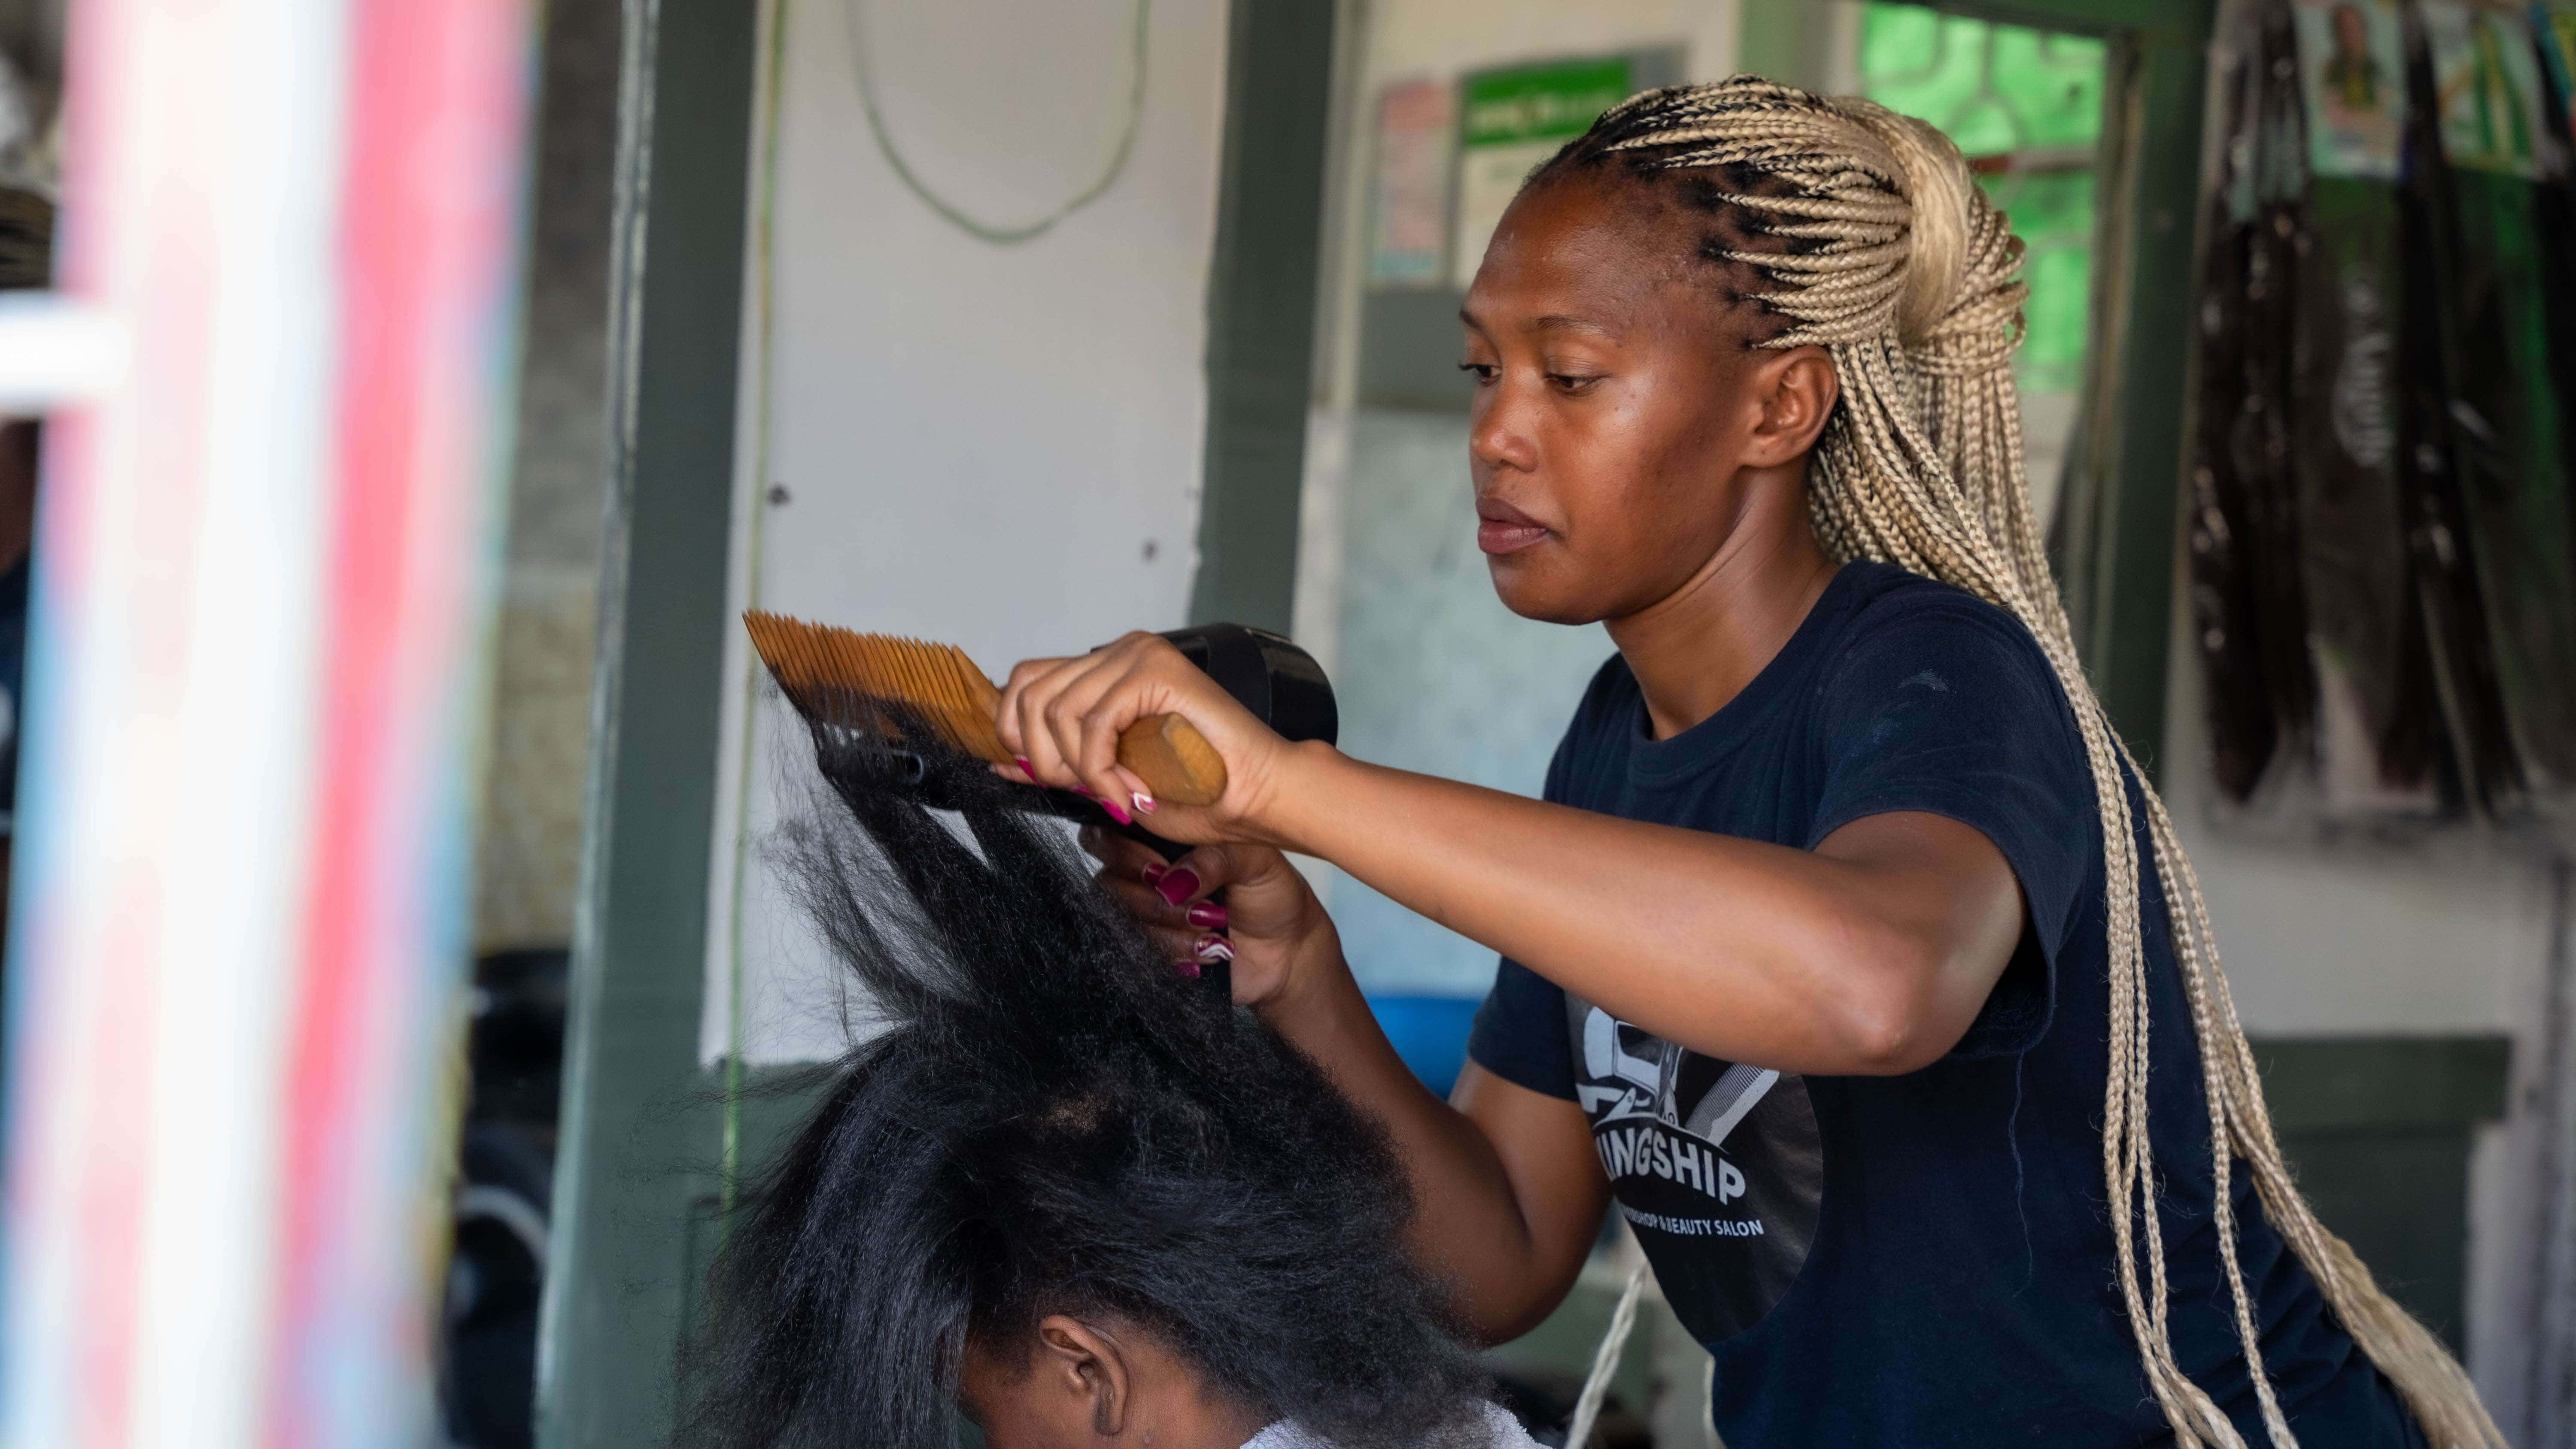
[{"x1": 1367, "y1": 77, "x2": 1454, "y2": 288}]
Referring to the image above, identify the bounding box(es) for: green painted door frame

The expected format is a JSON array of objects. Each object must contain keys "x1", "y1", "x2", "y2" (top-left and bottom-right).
[
  {"x1": 1188, "y1": 0, "x2": 1341, "y2": 634},
  {"x1": 537, "y1": 2, "x2": 1343, "y2": 1442},
  {"x1": 536, "y1": 0, "x2": 757, "y2": 1442}
]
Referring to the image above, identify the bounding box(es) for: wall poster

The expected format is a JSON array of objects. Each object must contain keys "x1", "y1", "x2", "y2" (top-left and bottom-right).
[
  {"x1": 2534, "y1": 3, "x2": 2576, "y2": 136},
  {"x1": 2422, "y1": 0, "x2": 2550, "y2": 176},
  {"x1": 1367, "y1": 78, "x2": 1455, "y2": 288},
  {"x1": 2292, "y1": 0, "x2": 2408, "y2": 177}
]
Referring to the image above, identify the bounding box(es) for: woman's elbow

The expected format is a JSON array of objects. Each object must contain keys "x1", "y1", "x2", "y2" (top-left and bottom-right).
[
  {"x1": 1467, "y1": 1290, "x2": 1570, "y2": 1347},
  {"x1": 1834, "y1": 1010, "x2": 1952, "y2": 1076},
  {"x1": 1445, "y1": 1249, "x2": 1590, "y2": 1345},
  {"x1": 1824, "y1": 945, "x2": 1973, "y2": 1076}
]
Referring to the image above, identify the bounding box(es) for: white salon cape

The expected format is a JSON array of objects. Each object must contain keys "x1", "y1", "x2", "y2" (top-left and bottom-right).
[{"x1": 1241, "y1": 1400, "x2": 1545, "y2": 1449}]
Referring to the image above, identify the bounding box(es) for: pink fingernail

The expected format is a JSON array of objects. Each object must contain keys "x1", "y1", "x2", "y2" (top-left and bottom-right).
[
  {"x1": 1186, "y1": 902, "x2": 1228, "y2": 929},
  {"x1": 1095, "y1": 794, "x2": 1133, "y2": 827},
  {"x1": 1194, "y1": 934, "x2": 1235, "y2": 963},
  {"x1": 1173, "y1": 959, "x2": 1203, "y2": 979},
  {"x1": 1131, "y1": 791, "x2": 1157, "y2": 816},
  {"x1": 1154, "y1": 867, "x2": 1200, "y2": 906},
  {"x1": 1141, "y1": 862, "x2": 1168, "y2": 884},
  {"x1": 1014, "y1": 756, "x2": 1038, "y2": 783}
]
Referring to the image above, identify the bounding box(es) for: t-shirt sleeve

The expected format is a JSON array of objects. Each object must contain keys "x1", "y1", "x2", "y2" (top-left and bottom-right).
[
  {"x1": 1466, "y1": 957, "x2": 1576, "y2": 1100},
  {"x1": 1807, "y1": 602, "x2": 2095, "y2": 1059}
]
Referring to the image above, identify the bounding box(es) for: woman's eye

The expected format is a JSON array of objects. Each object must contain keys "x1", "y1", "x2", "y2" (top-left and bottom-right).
[
  {"x1": 1547, "y1": 372, "x2": 1604, "y2": 394},
  {"x1": 1458, "y1": 362, "x2": 1499, "y2": 385}
]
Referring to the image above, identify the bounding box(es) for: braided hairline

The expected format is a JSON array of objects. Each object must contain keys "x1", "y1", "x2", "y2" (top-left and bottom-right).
[{"x1": 1541, "y1": 78, "x2": 2504, "y2": 1449}]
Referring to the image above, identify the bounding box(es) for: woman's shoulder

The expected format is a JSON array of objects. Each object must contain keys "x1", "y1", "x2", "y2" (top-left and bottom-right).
[
  {"x1": 1836, "y1": 560, "x2": 2043, "y2": 643},
  {"x1": 1813, "y1": 561, "x2": 2085, "y2": 762},
  {"x1": 1826, "y1": 561, "x2": 2063, "y2": 690}
]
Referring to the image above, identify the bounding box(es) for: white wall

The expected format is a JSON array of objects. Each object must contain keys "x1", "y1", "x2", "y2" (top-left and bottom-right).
[{"x1": 700, "y1": 0, "x2": 1233, "y2": 1064}]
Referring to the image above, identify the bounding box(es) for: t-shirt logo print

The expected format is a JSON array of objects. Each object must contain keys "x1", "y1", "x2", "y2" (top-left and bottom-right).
[
  {"x1": 1567, "y1": 1004, "x2": 1824, "y2": 1344},
  {"x1": 1580, "y1": 1010, "x2": 1780, "y2": 1169}
]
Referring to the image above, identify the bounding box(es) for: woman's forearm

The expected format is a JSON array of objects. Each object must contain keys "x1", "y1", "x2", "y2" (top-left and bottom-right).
[
  {"x1": 1257, "y1": 745, "x2": 2014, "y2": 1076},
  {"x1": 980, "y1": 631, "x2": 2013, "y2": 1074},
  {"x1": 1257, "y1": 924, "x2": 1600, "y2": 1340}
]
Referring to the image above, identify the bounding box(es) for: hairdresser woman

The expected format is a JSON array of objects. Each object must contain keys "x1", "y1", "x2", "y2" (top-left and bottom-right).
[{"x1": 996, "y1": 82, "x2": 2493, "y2": 1449}]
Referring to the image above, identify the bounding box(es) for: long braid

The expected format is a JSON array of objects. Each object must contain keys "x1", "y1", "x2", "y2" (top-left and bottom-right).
[{"x1": 1533, "y1": 78, "x2": 2503, "y2": 1449}]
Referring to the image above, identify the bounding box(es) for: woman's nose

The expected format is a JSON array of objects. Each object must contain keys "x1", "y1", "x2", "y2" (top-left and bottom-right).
[{"x1": 1468, "y1": 383, "x2": 1540, "y2": 475}]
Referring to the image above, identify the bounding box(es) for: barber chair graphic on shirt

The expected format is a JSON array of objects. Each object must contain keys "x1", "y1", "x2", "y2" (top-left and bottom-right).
[{"x1": 1579, "y1": 1007, "x2": 1780, "y2": 1151}]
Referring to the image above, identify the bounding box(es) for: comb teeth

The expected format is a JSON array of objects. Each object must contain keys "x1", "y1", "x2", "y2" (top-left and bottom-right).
[{"x1": 742, "y1": 611, "x2": 1011, "y2": 764}]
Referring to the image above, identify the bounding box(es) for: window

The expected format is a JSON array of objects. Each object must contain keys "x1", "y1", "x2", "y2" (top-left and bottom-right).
[
  {"x1": 1860, "y1": 5, "x2": 2107, "y2": 394},
  {"x1": 1859, "y1": 4, "x2": 2109, "y2": 527}
]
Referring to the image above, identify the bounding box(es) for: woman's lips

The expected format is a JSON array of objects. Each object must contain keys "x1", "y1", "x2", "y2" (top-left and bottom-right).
[{"x1": 1476, "y1": 498, "x2": 1550, "y2": 556}]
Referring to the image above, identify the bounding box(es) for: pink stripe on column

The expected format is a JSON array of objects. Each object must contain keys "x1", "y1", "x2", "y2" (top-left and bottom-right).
[{"x1": 269, "y1": 0, "x2": 532, "y2": 1441}]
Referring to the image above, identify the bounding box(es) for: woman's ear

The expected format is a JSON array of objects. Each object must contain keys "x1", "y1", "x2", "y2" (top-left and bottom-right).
[
  {"x1": 1036, "y1": 1315, "x2": 1132, "y2": 1437},
  {"x1": 1744, "y1": 345, "x2": 1840, "y2": 467}
]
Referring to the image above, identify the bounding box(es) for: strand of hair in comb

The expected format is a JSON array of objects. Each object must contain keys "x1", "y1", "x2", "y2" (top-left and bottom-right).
[{"x1": 742, "y1": 612, "x2": 1230, "y2": 806}]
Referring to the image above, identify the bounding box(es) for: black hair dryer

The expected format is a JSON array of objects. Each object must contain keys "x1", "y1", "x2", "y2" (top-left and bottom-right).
[
  {"x1": 1158, "y1": 622, "x2": 1338, "y2": 749},
  {"x1": 1117, "y1": 623, "x2": 1335, "y2": 1004}
]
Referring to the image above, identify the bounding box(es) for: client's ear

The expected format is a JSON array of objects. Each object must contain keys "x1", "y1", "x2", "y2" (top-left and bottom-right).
[{"x1": 1036, "y1": 1315, "x2": 1133, "y2": 1437}]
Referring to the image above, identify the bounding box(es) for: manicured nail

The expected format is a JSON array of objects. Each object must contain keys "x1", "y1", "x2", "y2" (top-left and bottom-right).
[
  {"x1": 1154, "y1": 867, "x2": 1200, "y2": 906},
  {"x1": 1014, "y1": 756, "x2": 1038, "y2": 783},
  {"x1": 1186, "y1": 901, "x2": 1229, "y2": 929},
  {"x1": 1193, "y1": 934, "x2": 1235, "y2": 963},
  {"x1": 1141, "y1": 862, "x2": 1168, "y2": 884},
  {"x1": 1094, "y1": 793, "x2": 1133, "y2": 827},
  {"x1": 1131, "y1": 791, "x2": 1157, "y2": 816},
  {"x1": 1173, "y1": 959, "x2": 1203, "y2": 979}
]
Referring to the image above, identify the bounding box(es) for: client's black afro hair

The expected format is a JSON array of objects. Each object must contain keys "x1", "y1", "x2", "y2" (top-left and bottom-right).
[{"x1": 676, "y1": 708, "x2": 1490, "y2": 1448}]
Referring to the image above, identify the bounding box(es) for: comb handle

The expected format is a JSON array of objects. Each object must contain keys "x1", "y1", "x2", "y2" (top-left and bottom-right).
[{"x1": 1118, "y1": 713, "x2": 1227, "y2": 806}]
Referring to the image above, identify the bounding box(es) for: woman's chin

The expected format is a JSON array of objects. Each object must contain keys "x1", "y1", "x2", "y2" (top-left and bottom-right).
[{"x1": 1486, "y1": 558, "x2": 1604, "y2": 626}]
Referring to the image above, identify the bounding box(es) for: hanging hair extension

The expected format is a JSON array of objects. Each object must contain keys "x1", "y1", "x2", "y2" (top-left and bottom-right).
[
  {"x1": 1524, "y1": 78, "x2": 2501, "y2": 1449},
  {"x1": 676, "y1": 711, "x2": 1492, "y2": 1449}
]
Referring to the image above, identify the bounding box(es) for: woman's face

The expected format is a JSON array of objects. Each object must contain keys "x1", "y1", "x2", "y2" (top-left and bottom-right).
[{"x1": 1459, "y1": 175, "x2": 1825, "y2": 625}]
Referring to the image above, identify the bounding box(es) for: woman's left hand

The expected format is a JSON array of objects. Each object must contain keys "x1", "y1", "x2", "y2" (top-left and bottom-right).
[
  {"x1": 993, "y1": 631, "x2": 1303, "y2": 844},
  {"x1": 1078, "y1": 828, "x2": 1344, "y2": 1011}
]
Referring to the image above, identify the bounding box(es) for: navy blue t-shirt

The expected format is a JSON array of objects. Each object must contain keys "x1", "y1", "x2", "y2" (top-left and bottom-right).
[{"x1": 1466, "y1": 562, "x2": 2413, "y2": 1446}]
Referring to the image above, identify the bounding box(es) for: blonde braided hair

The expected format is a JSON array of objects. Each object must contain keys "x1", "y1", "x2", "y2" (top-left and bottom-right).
[{"x1": 1534, "y1": 78, "x2": 2502, "y2": 1449}]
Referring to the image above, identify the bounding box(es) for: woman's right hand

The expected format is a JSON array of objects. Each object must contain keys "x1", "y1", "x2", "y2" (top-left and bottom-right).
[
  {"x1": 996, "y1": 631, "x2": 1344, "y2": 851},
  {"x1": 1081, "y1": 827, "x2": 1346, "y2": 1012}
]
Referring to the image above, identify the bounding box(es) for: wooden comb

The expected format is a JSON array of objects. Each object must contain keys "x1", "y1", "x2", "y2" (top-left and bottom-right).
[{"x1": 741, "y1": 611, "x2": 1230, "y2": 806}]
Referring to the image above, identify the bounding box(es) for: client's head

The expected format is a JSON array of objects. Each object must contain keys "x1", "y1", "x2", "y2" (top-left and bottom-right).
[{"x1": 680, "y1": 715, "x2": 1487, "y2": 1449}]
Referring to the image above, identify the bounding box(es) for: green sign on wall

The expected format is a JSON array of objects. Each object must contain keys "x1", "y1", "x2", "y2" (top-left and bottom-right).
[
  {"x1": 1451, "y1": 55, "x2": 1634, "y2": 289},
  {"x1": 1461, "y1": 56, "x2": 1634, "y2": 145}
]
